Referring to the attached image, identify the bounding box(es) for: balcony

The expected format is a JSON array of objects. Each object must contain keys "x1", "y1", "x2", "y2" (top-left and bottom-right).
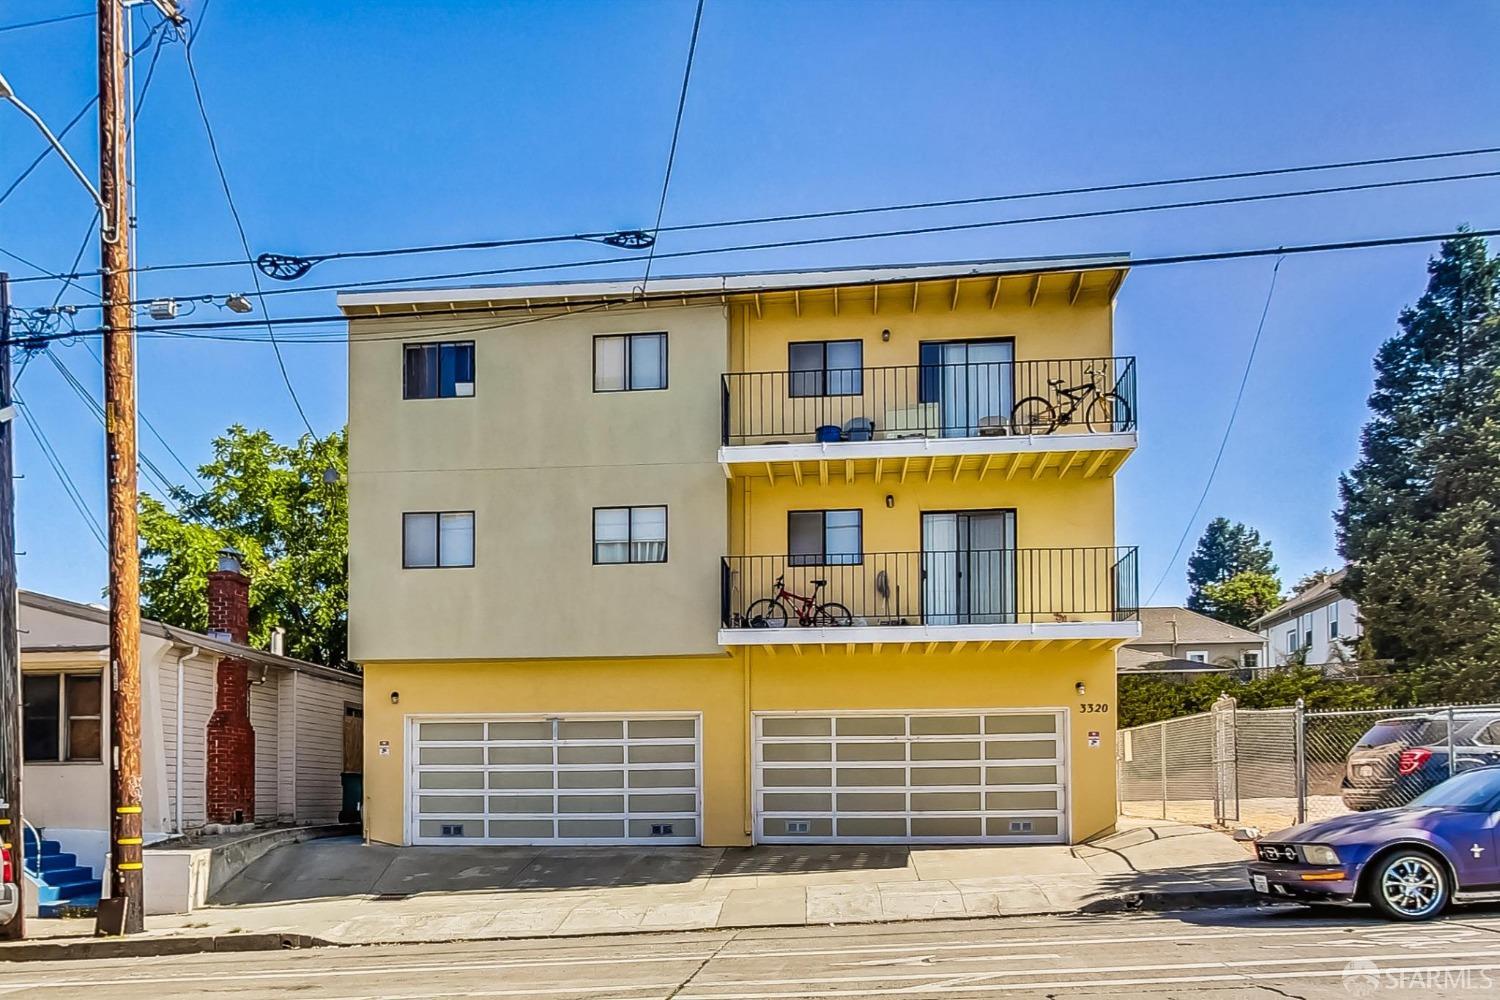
[
  {"x1": 719, "y1": 356, "x2": 1137, "y2": 484},
  {"x1": 719, "y1": 547, "x2": 1140, "y2": 650}
]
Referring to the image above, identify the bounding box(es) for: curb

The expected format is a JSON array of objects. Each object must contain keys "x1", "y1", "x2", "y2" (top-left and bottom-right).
[
  {"x1": 0, "y1": 932, "x2": 331, "y2": 963},
  {"x1": 0, "y1": 889, "x2": 1263, "y2": 962}
]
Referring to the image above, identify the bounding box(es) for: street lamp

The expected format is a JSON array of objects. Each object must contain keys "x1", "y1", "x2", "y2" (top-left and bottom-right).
[{"x1": 0, "y1": 70, "x2": 109, "y2": 228}]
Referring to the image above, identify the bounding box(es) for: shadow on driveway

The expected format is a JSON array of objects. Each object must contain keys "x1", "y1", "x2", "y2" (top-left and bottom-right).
[{"x1": 211, "y1": 836, "x2": 911, "y2": 906}]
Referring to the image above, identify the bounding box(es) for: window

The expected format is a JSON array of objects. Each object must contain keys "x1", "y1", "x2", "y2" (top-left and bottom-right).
[
  {"x1": 1328, "y1": 603, "x2": 1340, "y2": 639},
  {"x1": 1243, "y1": 650, "x2": 1261, "y2": 669},
  {"x1": 404, "y1": 342, "x2": 475, "y2": 399},
  {"x1": 789, "y1": 340, "x2": 862, "y2": 397},
  {"x1": 594, "y1": 333, "x2": 667, "y2": 391},
  {"x1": 593, "y1": 506, "x2": 667, "y2": 564},
  {"x1": 1286, "y1": 627, "x2": 1299, "y2": 652},
  {"x1": 1185, "y1": 651, "x2": 1208, "y2": 664},
  {"x1": 22, "y1": 673, "x2": 102, "y2": 762},
  {"x1": 788, "y1": 510, "x2": 862, "y2": 566},
  {"x1": 403, "y1": 511, "x2": 475, "y2": 568}
]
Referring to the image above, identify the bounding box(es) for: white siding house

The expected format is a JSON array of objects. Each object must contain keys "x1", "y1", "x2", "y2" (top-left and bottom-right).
[
  {"x1": 19, "y1": 591, "x2": 362, "y2": 874},
  {"x1": 1252, "y1": 568, "x2": 1363, "y2": 667}
]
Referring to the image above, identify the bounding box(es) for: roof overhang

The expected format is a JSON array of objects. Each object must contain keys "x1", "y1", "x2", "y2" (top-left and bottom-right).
[{"x1": 336, "y1": 254, "x2": 1131, "y2": 319}]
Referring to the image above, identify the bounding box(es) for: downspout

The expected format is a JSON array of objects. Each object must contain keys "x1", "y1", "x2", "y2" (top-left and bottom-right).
[{"x1": 175, "y1": 645, "x2": 198, "y2": 835}]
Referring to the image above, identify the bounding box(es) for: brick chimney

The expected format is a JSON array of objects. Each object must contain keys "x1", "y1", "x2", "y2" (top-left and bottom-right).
[{"x1": 205, "y1": 547, "x2": 255, "y2": 825}]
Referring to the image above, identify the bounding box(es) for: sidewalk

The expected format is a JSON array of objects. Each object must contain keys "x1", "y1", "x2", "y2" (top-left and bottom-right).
[{"x1": 3, "y1": 819, "x2": 1253, "y2": 958}]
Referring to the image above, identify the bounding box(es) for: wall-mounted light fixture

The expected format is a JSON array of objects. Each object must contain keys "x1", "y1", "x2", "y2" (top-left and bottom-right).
[
  {"x1": 885, "y1": 494, "x2": 895, "y2": 508},
  {"x1": 881, "y1": 329, "x2": 891, "y2": 342},
  {"x1": 390, "y1": 691, "x2": 400, "y2": 705},
  {"x1": 1075, "y1": 681, "x2": 1087, "y2": 696}
]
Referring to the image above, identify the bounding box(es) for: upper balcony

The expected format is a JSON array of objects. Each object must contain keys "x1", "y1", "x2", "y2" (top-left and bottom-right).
[
  {"x1": 719, "y1": 546, "x2": 1141, "y2": 651},
  {"x1": 719, "y1": 356, "x2": 1137, "y2": 484}
]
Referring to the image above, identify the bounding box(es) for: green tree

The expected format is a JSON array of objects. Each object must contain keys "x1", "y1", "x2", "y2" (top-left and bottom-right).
[
  {"x1": 1197, "y1": 569, "x2": 1281, "y2": 630},
  {"x1": 138, "y1": 425, "x2": 349, "y2": 667},
  {"x1": 1186, "y1": 517, "x2": 1278, "y2": 611},
  {"x1": 1336, "y1": 232, "x2": 1500, "y2": 701}
]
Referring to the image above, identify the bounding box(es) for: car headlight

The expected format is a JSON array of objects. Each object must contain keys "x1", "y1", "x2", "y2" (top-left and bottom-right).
[{"x1": 1301, "y1": 844, "x2": 1340, "y2": 866}]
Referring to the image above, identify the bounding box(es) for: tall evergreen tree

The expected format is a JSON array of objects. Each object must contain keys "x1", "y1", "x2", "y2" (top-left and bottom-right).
[
  {"x1": 1337, "y1": 232, "x2": 1500, "y2": 701},
  {"x1": 1186, "y1": 517, "x2": 1278, "y2": 611}
]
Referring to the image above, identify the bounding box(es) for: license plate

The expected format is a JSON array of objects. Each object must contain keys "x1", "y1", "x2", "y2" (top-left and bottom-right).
[{"x1": 1252, "y1": 874, "x2": 1269, "y2": 894}]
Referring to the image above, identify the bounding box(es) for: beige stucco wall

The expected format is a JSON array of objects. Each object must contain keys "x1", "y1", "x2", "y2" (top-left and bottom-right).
[{"x1": 347, "y1": 304, "x2": 730, "y2": 661}]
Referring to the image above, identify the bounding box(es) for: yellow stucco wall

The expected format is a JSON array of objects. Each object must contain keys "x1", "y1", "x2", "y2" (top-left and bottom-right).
[{"x1": 362, "y1": 644, "x2": 1118, "y2": 848}]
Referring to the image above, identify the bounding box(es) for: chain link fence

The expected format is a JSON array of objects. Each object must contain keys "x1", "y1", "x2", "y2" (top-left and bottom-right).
[{"x1": 1118, "y1": 698, "x2": 1500, "y2": 834}]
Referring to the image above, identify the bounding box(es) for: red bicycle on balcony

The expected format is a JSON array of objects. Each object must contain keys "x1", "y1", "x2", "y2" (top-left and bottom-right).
[{"x1": 746, "y1": 574, "x2": 853, "y2": 628}]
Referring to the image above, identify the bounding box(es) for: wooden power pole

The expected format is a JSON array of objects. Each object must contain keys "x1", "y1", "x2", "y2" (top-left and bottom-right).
[
  {"x1": 98, "y1": 0, "x2": 144, "y2": 935},
  {"x1": 0, "y1": 273, "x2": 22, "y2": 942}
]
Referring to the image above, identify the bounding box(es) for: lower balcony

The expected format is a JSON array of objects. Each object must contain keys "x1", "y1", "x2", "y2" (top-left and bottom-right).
[{"x1": 719, "y1": 547, "x2": 1140, "y2": 651}]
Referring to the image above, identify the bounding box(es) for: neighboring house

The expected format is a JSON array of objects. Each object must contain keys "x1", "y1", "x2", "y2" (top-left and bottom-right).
[
  {"x1": 1117, "y1": 606, "x2": 1268, "y2": 676},
  {"x1": 340, "y1": 255, "x2": 1142, "y2": 847},
  {"x1": 1252, "y1": 567, "x2": 1362, "y2": 667},
  {"x1": 20, "y1": 550, "x2": 362, "y2": 879}
]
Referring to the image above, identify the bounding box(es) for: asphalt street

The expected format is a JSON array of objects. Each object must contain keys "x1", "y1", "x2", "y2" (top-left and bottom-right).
[{"x1": 6, "y1": 906, "x2": 1500, "y2": 998}]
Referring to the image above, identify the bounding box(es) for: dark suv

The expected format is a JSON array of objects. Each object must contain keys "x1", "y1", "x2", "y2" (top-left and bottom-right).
[{"x1": 1341, "y1": 712, "x2": 1500, "y2": 810}]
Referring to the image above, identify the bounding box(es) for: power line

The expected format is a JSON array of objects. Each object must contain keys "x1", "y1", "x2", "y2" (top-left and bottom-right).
[
  {"x1": 1144, "y1": 256, "x2": 1286, "y2": 605},
  {"x1": 36, "y1": 224, "x2": 1496, "y2": 344},
  {"x1": 179, "y1": 16, "x2": 318, "y2": 439},
  {"x1": 0, "y1": 18, "x2": 167, "y2": 212},
  {"x1": 0, "y1": 10, "x2": 91, "y2": 34},
  {"x1": 13, "y1": 397, "x2": 107, "y2": 551},
  {"x1": 640, "y1": 0, "x2": 705, "y2": 294},
  {"x1": 34, "y1": 165, "x2": 1500, "y2": 312},
  {"x1": 10, "y1": 141, "x2": 1500, "y2": 288}
]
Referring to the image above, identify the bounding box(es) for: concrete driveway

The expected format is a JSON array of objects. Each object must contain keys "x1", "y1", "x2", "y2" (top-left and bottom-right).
[{"x1": 29, "y1": 820, "x2": 1254, "y2": 947}]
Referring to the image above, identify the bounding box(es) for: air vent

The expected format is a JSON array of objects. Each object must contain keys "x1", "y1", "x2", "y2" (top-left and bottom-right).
[
  {"x1": 785, "y1": 820, "x2": 810, "y2": 834},
  {"x1": 650, "y1": 823, "x2": 675, "y2": 836},
  {"x1": 1008, "y1": 820, "x2": 1033, "y2": 833},
  {"x1": 440, "y1": 824, "x2": 465, "y2": 837}
]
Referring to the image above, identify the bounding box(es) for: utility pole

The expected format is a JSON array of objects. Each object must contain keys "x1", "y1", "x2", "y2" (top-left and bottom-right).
[
  {"x1": 98, "y1": 0, "x2": 144, "y2": 935},
  {"x1": 0, "y1": 273, "x2": 23, "y2": 942}
]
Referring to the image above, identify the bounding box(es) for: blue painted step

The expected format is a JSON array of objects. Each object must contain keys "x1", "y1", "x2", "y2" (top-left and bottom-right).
[{"x1": 21, "y1": 830, "x2": 102, "y2": 917}]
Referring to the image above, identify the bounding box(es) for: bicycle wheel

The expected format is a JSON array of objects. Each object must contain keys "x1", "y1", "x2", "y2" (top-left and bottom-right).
[
  {"x1": 814, "y1": 602, "x2": 853, "y2": 627},
  {"x1": 1086, "y1": 392, "x2": 1132, "y2": 433},
  {"x1": 745, "y1": 599, "x2": 787, "y2": 629},
  {"x1": 1012, "y1": 396, "x2": 1058, "y2": 435}
]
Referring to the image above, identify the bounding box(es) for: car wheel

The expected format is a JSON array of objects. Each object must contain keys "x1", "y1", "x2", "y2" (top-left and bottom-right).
[{"x1": 1368, "y1": 850, "x2": 1449, "y2": 921}]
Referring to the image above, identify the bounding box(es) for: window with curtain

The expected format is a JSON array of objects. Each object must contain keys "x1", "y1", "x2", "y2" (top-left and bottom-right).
[
  {"x1": 594, "y1": 333, "x2": 667, "y2": 391},
  {"x1": 22, "y1": 672, "x2": 102, "y2": 762},
  {"x1": 788, "y1": 340, "x2": 862, "y2": 397},
  {"x1": 788, "y1": 510, "x2": 862, "y2": 566},
  {"x1": 403, "y1": 511, "x2": 475, "y2": 568},
  {"x1": 593, "y1": 506, "x2": 668, "y2": 563},
  {"x1": 403, "y1": 342, "x2": 475, "y2": 399}
]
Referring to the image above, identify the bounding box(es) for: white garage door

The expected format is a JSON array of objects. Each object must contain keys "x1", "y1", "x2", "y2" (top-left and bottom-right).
[
  {"x1": 408, "y1": 715, "x2": 700, "y2": 845},
  {"x1": 754, "y1": 710, "x2": 1066, "y2": 844}
]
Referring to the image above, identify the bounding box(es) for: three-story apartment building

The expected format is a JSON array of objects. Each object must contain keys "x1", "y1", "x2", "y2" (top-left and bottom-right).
[{"x1": 340, "y1": 256, "x2": 1141, "y2": 848}]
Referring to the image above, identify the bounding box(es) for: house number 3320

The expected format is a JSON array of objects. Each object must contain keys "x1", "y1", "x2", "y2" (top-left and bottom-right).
[{"x1": 1079, "y1": 703, "x2": 1110, "y2": 714}]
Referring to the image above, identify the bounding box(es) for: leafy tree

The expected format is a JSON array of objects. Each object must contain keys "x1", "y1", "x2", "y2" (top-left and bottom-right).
[
  {"x1": 1336, "y1": 233, "x2": 1500, "y2": 701},
  {"x1": 1197, "y1": 569, "x2": 1282, "y2": 630},
  {"x1": 138, "y1": 425, "x2": 349, "y2": 667},
  {"x1": 1186, "y1": 517, "x2": 1278, "y2": 611},
  {"x1": 1292, "y1": 568, "x2": 1333, "y2": 596}
]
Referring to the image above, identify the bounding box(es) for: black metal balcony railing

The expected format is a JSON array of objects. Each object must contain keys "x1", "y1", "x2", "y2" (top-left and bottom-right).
[
  {"x1": 721, "y1": 357, "x2": 1136, "y2": 446},
  {"x1": 720, "y1": 547, "x2": 1139, "y2": 630}
]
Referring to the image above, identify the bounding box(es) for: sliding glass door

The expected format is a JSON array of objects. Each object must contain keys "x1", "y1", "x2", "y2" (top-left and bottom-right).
[
  {"x1": 921, "y1": 510, "x2": 1017, "y2": 625},
  {"x1": 920, "y1": 340, "x2": 1014, "y2": 438}
]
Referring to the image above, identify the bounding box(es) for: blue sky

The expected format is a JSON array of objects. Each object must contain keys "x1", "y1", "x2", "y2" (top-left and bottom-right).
[{"x1": 1, "y1": 0, "x2": 1496, "y2": 607}]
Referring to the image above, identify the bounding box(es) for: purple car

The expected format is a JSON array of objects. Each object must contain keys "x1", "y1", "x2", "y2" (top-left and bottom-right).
[{"x1": 1249, "y1": 765, "x2": 1500, "y2": 920}]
